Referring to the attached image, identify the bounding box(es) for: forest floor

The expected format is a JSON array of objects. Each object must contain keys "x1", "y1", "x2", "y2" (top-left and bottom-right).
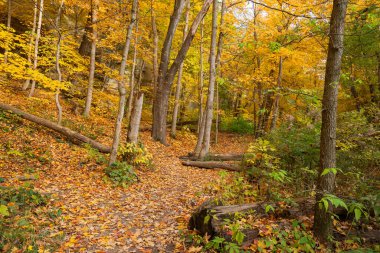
[{"x1": 0, "y1": 84, "x2": 253, "y2": 252}]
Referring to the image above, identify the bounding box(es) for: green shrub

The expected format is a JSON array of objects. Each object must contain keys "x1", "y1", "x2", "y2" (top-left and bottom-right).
[
  {"x1": 220, "y1": 116, "x2": 254, "y2": 134},
  {"x1": 104, "y1": 162, "x2": 138, "y2": 187},
  {"x1": 0, "y1": 185, "x2": 61, "y2": 252}
]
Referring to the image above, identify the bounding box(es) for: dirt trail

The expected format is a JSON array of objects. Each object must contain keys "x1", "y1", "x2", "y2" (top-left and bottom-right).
[
  {"x1": 34, "y1": 132, "x2": 250, "y2": 252},
  {"x1": 0, "y1": 85, "x2": 253, "y2": 252}
]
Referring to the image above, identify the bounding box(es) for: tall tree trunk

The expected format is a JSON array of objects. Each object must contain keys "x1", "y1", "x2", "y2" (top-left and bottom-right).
[
  {"x1": 3, "y1": 0, "x2": 12, "y2": 64},
  {"x1": 377, "y1": 52, "x2": 380, "y2": 98},
  {"x1": 126, "y1": 24, "x2": 139, "y2": 122},
  {"x1": 28, "y1": 0, "x2": 44, "y2": 98},
  {"x1": 198, "y1": 0, "x2": 218, "y2": 159},
  {"x1": 127, "y1": 92, "x2": 144, "y2": 144},
  {"x1": 152, "y1": 0, "x2": 212, "y2": 145},
  {"x1": 270, "y1": 56, "x2": 283, "y2": 130},
  {"x1": 78, "y1": 14, "x2": 92, "y2": 56},
  {"x1": 55, "y1": 0, "x2": 64, "y2": 125},
  {"x1": 83, "y1": 0, "x2": 98, "y2": 117},
  {"x1": 171, "y1": 1, "x2": 190, "y2": 138},
  {"x1": 23, "y1": 1, "x2": 38, "y2": 90},
  {"x1": 313, "y1": 0, "x2": 348, "y2": 244},
  {"x1": 152, "y1": 0, "x2": 186, "y2": 143},
  {"x1": 214, "y1": 0, "x2": 225, "y2": 144},
  {"x1": 151, "y1": 0, "x2": 159, "y2": 98},
  {"x1": 197, "y1": 21, "x2": 204, "y2": 134},
  {"x1": 109, "y1": 0, "x2": 138, "y2": 165}
]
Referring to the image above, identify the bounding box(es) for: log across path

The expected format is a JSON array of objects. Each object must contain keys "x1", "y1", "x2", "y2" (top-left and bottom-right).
[{"x1": 0, "y1": 102, "x2": 111, "y2": 153}]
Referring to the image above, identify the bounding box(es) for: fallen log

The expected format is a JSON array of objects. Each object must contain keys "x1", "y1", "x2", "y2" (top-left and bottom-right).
[
  {"x1": 182, "y1": 160, "x2": 241, "y2": 172},
  {"x1": 180, "y1": 153, "x2": 244, "y2": 161},
  {"x1": 189, "y1": 198, "x2": 373, "y2": 245},
  {"x1": 0, "y1": 103, "x2": 111, "y2": 153}
]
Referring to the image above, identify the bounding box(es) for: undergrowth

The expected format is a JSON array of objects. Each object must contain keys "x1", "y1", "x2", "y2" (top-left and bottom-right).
[{"x1": 0, "y1": 184, "x2": 63, "y2": 252}]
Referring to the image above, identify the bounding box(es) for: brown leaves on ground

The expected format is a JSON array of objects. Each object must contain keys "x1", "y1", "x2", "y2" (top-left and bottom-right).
[{"x1": 0, "y1": 85, "x2": 251, "y2": 252}]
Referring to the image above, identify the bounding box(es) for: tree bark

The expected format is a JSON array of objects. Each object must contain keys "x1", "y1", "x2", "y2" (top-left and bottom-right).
[
  {"x1": 23, "y1": 1, "x2": 37, "y2": 90},
  {"x1": 151, "y1": 0, "x2": 159, "y2": 97},
  {"x1": 3, "y1": 0, "x2": 12, "y2": 64},
  {"x1": 197, "y1": 21, "x2": 204, "y2": 134},
  {"x1": 313, "y1": 0, "x2": 348, "y2": 244},
  {"x1": 270, "y1": 56, "x2": 283, "y2": 130},
  {"x1": 0, "y1": 103, "x2": 110, "y2": 153},
  {"x1": 83, "y1": 0, "x2": 98, "y2": 117},
  {"x1": 180, "y1": 153, "x2": 243, "y2": 161},
  {"x1": 127, "y1": 92, "x2": 144, "y2": 144},
  {"x1": 214, "y1": 0, "x2": 225, "y2": 144},
  {"x1": 78, "y1": 13, "x2": 92, "y2": 56},
  {"x1": 109, "y1": 0, "x2": 138, "y2": 165},
  {"x1": 171, "y1": 1, "x2": 190, "y2": 138},
  {"x1": 28, "y1": 0, "x2": 44, "y2": 97},
  {"x1": 126, "y1": 24, "x2": 139, "y2": 122},
  {"x1": 152, "y1": 0, "x2": 186, "y2": 143},
  {"x1": 152, "y1": 0, "x2": 212, "y2": 145},
  {"x1": 182, "y1": 160, "x2": 241, "y2": 172},
  {"x1": 197, "y1": 0, "x2": 218, "y2": 159},
  {"x1": 55, "y1": 0, "x2": 64, "y2": 125}
]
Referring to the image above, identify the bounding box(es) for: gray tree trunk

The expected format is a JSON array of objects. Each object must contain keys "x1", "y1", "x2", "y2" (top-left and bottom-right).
[
  {"x1": 4, "y1": 0, "x2": 12, "y2": 64},
  {"x1": 151, "y1": 0, "x2": 159, "y2": 96},
  {"x1": 197, "y1": 20, "x2": 204, "y2": 134},
  {"x1": 171, "y1": 1, "x2": 190, "y2": 138},
  {"x1": 152, "y1": 0, "x2": 212, "y2": 145},
  {"x1": 109, "y1": 0, "x2": 138, "y2": 165},
  {"x1": 55, "y1": 0, "x2": 64, "y2": 125},
  {"x1": 126, "y1": 24, "x2": 139, "y2": 122},
  {"x1": 0, "y1": 103, "x2": 110, "y2": 153},
  {"x1": 28, "y1": 0, "x2": 44, "y2": 97},
  {"x1": 152, "y1": 0, "x2": 186, "y2": 144},
  {"x1": 313, "y1": 0, "x2": 348, "y2": 244},
  {"x1": 198, "y1": 0, "x2": 219, "y2": 159},
  {"x1": 270, "y1": 56, "x2": 283, "y2": 130},
  {"x1": 127, "y1": 93, "x2": 144, "y2": 144},
  {"x1": 83, "y1": 0, "x2": 98, "y2": 117},
  {"x1": 23, "y1": 1, "x2": 37, "y2": 90},
  {"x1": 214, "y1": 0, "x2": 225, "y2": 144}
]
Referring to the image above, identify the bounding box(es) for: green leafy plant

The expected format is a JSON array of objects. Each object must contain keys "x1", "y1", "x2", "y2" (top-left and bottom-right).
[
  {"x1": 0, "y1": 185, "x2": 61, "y2": 252},
  {"x1": 318, "y1": 194, "x2": 347, "y2": 212},
  {"x1": 104, "y1": 162, "x2": 138, "y2": 188}
]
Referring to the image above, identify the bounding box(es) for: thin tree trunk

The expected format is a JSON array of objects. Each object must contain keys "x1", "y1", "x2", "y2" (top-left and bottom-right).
[
  {"x1": 55, "y1": 0, "x2": 64, "y2": 125},
  {"x1": 126, "y1": 24, "x2": 139, "y2": 122},
  {"x1": 83, "y1": 0, "x2": 98, "y2": 117},
  {"x1": 377, "y1": 52, "x2": 380, "y2": 99},
  {"x1": 151, "y1": 0, "x2": 159, "y2": 97},
  {"x1": 152, "y1": 0, "x2": 212, "y2": 145},
  {"x1": 171, "y1": 1, "x2": 190, "y2": 138},
  {"x1": 109, "y1": 0, "x2": 138, "y2": 165},
  {"x1": 270, "y1": 56, "x2": 283, "y2": 130},
  {"x1": 4, "y1": 0, "x2": 12, "y2": 64},
  {"x1": 198, "y1": 0, "x2": 218, "y2": 159},
  {"x1": 28, "y1": 0, "x2": 44, "y2": 97},
  {"x1": 23, "y1": 1, "x2": 38, "y2": 90},
  {"x1": 214, "y1": 0, "x2": 225, "y2": 144},
  {"x1": 197, "y1": 20, "x2": 204, "y2": 134},
  {"x1": 313, "y1": 0, "x2": 348, "y2": 244},
  {"x1": 127, "y1": 92, "x2": 144, "y2": 144}
]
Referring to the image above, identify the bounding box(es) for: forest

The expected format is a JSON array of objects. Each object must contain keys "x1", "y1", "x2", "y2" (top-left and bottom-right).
[{"x1": 0, "y1": 0, "x2": 379, "y2": 252}]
